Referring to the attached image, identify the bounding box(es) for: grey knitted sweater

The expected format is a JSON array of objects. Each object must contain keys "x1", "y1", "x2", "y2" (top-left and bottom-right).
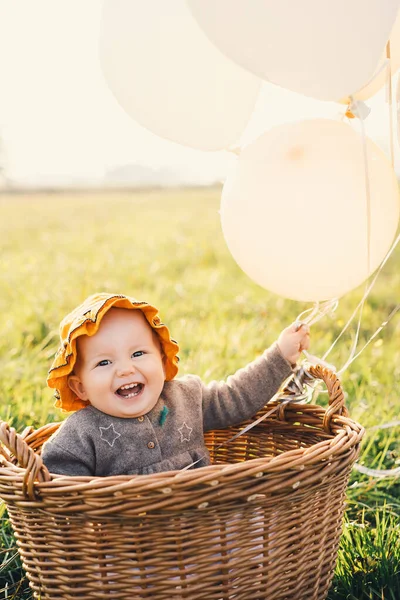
[{"x1": 42, "y1": 343, "x2": 292, "y2": 476}]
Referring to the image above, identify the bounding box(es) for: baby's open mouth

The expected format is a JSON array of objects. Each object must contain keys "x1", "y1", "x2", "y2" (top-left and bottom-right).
[{"x1": 116, "y1": 383, "x2": 144, "y2": 398}]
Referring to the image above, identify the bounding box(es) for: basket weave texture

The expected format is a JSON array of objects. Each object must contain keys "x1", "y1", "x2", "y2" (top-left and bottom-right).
[{"x1": 0, "y1": 365, "x2": 364, "y2": 600}]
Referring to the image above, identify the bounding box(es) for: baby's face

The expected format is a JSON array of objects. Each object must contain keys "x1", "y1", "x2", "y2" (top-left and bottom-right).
[{"x1": 68, "y1": 308, "x2": 166, "y2": 418}]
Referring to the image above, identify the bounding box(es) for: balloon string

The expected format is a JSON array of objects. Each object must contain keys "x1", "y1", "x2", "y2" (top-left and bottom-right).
[
  {"x1": 335, "y1": 283, "x2": 368, "y2": 374},
  {"x1": 331, "y1": 53, "x2": 398, "y2": 371},
  {"x1": 338, "y1": 58, "x2": 398, "y2": 373},
  {"x1": 386, "y1": 41, "x2": 395, "y2": 169},
  {"x1": 296, "y1": 299, "x2": 338, "y2": 327},
  {"x1": 322, "y1": 225, "x2": 400, "y2": 363},
  {"x1": 369, "y1": 420, "x2": 400, "y2": 431},
  {"x1": 353, "y1": 463, "x2": 400, "y2": 478},
  {"x1": 353, "y1": 420, "x2": 400, "y2": 479},
  {"x1": 319, "y1": 97, "x2": 372, "y2": 364},
  {"x1": 337, "y1": 302, "x2": 400, "y2": 374},
  {"x1": 348, "y1": 95, "x2": 372, "y2": 275},
  {"x1": 179, "y1": 401, "x2": 282, "y2": 472},
  {"x1": 299, "y1": 92, "x2": 399, "y2": 374},
  {"x1": 397, "y1": 74, "x2": 400, "y2": 145}
]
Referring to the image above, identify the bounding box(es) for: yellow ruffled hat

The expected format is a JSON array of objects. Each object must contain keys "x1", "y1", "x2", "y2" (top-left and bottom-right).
[{"x1": 47, "y1": 293, "x2": 179, "y2": 412}]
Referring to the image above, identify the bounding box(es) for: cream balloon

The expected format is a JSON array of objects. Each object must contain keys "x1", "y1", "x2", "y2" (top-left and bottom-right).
[
  {"x1": 187, "y1": 0, "x2": 400, "y2": 102},
  {"x1": 220, "y1": 119, "x2": 400, "y2": 302},
  {"x1": 99, "y1": 0, "x2": 261, "y2": 151}
]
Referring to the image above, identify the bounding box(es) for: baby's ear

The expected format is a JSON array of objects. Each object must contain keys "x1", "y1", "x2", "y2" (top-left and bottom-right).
[{"x1": 68, "y1": 374, "x2": 89, "y2": 401}]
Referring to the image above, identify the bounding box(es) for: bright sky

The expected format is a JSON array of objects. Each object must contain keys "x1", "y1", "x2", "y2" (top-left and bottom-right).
[{"x1": 0, "y1": 0, "x2": 397, "y2": 184}]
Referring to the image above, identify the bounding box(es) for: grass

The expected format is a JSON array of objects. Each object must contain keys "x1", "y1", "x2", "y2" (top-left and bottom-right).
[
  {"x1": 0, "y1": 188, "x2": 399, "y2": 598},
  {"x1": 328, "y1": 508, "x2": 400, "y2": 599}
]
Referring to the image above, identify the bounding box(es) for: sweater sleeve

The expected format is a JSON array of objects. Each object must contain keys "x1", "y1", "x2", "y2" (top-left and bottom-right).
[
  {"x1": 41, "y1": 413, "x2": 96, "y2": 476},
  {"x1": 201, "y1": 343, "x2": 293, "y2": 432}
]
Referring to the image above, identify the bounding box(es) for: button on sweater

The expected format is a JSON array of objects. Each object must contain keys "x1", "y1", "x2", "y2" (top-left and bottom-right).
[{"x1": 42, "y1": 343, "x2": 292, "y2": 476}]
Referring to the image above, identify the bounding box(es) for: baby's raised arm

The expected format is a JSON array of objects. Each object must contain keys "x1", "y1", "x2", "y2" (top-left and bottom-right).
[{"x1": 200, "y1": 323, "x2": 310, "y2": 431}]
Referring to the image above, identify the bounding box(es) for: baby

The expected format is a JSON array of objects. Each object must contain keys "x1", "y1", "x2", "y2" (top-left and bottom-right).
[{"x1": 42, "y1": 293, "x2": 310, "y2": 476}]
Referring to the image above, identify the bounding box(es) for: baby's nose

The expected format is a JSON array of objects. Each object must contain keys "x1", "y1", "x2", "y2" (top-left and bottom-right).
[{"x1": 116, "y1": 360, "x2": 136, "y2": 377}]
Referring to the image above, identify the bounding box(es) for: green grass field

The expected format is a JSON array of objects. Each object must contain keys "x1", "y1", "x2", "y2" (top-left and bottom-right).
[{"x1": 0, "y1": 188, "x2": 399, "y2": 598}]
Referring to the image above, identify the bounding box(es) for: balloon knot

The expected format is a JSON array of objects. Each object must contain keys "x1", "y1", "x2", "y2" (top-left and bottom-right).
[
  {"x1": 345, "y1": 100, "x2": 371, "y2": 121},
  {"x1": 226, "y1": 145, "x2": 241, "y2": 156}
]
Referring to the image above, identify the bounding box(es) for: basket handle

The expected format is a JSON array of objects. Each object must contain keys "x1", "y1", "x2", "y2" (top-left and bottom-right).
[
  {"x1": 0, "y1": 420, "x2": 52, "y2": 500},
  {"x1": 278, "y1": 363, "x2": 349, "y2": 434}
]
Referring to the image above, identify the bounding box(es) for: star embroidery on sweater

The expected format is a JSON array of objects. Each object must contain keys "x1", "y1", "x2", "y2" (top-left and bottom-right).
[
  {"x1": 99, "y1": 424, "x2": 121, "y2": 447},
  {"x1": 178, "y1": 422, "x2": 193, "y2": 443}
]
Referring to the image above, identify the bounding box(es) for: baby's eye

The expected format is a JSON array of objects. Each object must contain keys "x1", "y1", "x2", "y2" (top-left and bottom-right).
[
  {"x1": 96, "y1": 359, "x2": 111, "y2": 367},
  {"x1": 132, "y1": 351, "x2": 145, "y2": 358}
]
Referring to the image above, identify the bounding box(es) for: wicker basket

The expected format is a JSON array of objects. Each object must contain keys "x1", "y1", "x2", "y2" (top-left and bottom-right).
[{"x1": 0, "y1": 364, "x2": 364, "y2": 600}]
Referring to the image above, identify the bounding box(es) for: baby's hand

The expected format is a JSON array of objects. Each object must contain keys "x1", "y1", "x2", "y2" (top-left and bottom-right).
[{"x1": 277, "y1": 322, "x2": 310, "y2": 366}]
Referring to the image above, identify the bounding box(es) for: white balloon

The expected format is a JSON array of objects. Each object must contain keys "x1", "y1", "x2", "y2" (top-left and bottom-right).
[
  {"x1": 221, "y1": 119, "x2": 400, "y2": 302},
  {"x1": 342, "y1": 8, "x2": 400, "y2": 102},
  {"x1": 99, "y1": 0, "x2": 261, "y2": 151},
  {"x1": 187, "y1": 0, "x2": 400, "y2": 101}
]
